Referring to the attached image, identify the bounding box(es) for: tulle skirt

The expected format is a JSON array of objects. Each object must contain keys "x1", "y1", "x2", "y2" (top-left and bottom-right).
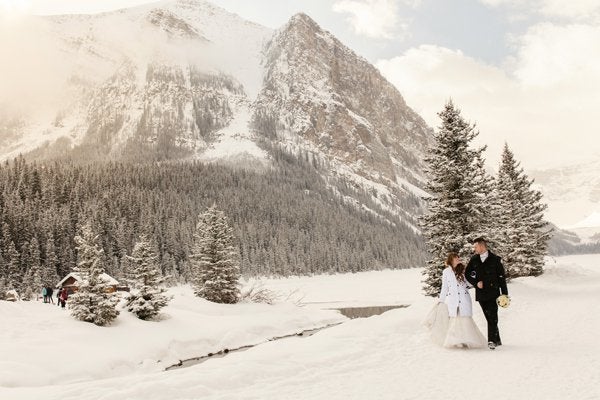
[
  {"x1": 423, "y1": 302, "x2": 449, "y2": 346},
  {"x1": 443, "y1": 316, "x2": 487, "y2": 348},
  {"x1": 424, "y1": 303, "x2": 487, "y2": 349}
]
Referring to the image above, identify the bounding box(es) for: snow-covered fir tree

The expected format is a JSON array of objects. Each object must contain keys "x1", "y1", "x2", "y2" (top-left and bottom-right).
[
  {"x1": 21, "y1": 264, "x2": 42, "y2": 301},
  {"x1": 69, "y1": 223, "x2": 119, "y2": 326},
  {"x1": 43, "y1": 235, "x2": 59, "y2": 287},
  {"x1": 20, "y1": 238, "x2": 43, "y2": 301},
  {"x1": 419, "y1": 101, "x2": 494, "y2": 296},
  {"x1": 191, "y1": 205, "x2": 241, "y2": 304},
  {"x1": 6, "y1": 241, "x2": 21, "y2": 293},
  {"x1": 0, "y1": 255, "x2": 7, "y2": 300},
  {"x1": 0, "y1": 277, "x2": 7, "y2": 300},
  {"x1": 125, "y1": 236, "x2": 171, "y2": 320},
  {"x1": 491, "y1": 143, "x2": 551, "y2": 278},
  {"x1": 161, "y1": 252, "x2": 180, "y2": 286}
]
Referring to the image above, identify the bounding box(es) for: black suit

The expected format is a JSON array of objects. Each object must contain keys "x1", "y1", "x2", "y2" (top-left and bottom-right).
[{"x1": 466, "y1": 251, "x2": 508, "y2": 345}]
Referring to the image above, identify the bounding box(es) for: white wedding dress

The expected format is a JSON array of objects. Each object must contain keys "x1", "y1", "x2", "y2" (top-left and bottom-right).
[{"x1": 424, "y1": 267, "x2": 487, "y2": 349}]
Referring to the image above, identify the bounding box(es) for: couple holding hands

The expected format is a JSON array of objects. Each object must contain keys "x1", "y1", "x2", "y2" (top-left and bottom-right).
[{"x1": 426, "y1": 237, "x2": 509, "y2": 350}]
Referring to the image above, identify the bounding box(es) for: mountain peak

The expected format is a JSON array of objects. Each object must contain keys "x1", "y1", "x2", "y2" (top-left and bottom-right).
[
  {"x1": 146, "y1": 8, "x2": 204, "y2": 39},
  {"x1": 167, "y1": 0, "x2": 221, "y2": 12},
  {"x1": 286, "y1": 12, "x2": 321, "y2": 31}
]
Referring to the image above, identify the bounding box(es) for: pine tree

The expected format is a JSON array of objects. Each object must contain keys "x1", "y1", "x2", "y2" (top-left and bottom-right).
[
  {"x1": 0, "y1": 277, "x2": 7, "y2": 300},
  {"x1": 0, "y1": 255, "x2": 6, "y2": 300},
  {"x1": 21, "y1": 239, "x2": 43, "y2": 301},
  {"x1": 492, "y1": 143, "x2": 551, "y2": 278},
  {"x1": 21, "y1": 265, "x2": 43, "y2": 301},
  {"x1": 161, "y1": 252, "x2": 179, "y2": 286},
  {"x1": 191, "y1": 205, "x2": 241, "y2": 304},
  {"x1": 419, "y1": 101, "x2": 493, "y2": 296},
  {"x1": 6, "y1": 241, "x2": 21, "y2": 293},
  {"x1": 69, "y1": 223, "x2": 120, "y2": 326},
  {"x1": 1, "y1": 222, "x2": 12, "y2": 259},
  {"x1": 43, "y1": 235, "x2": 59, "y2": 287},
  {"x1": 125, "y1": 235, "x2": 171, "y2": 320}
]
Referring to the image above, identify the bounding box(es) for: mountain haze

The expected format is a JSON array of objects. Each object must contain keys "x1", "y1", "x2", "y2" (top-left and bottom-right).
[{"x1": 0, "y1": 0, "x2": 435, "y2": 274}]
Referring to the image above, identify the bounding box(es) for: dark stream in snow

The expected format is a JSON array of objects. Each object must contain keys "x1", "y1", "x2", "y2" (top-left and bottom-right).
[
  {"x1": 166, "y1": 304, "x2": 409, "y2": 371},
  {"x1": 334, "y1": 305, "x2": 408, "y2": 319}
]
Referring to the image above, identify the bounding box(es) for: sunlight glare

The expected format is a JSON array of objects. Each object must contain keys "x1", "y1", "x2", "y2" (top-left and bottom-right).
[{"x1": 0, "y1": 0, "x2": 31, "y2": 17}]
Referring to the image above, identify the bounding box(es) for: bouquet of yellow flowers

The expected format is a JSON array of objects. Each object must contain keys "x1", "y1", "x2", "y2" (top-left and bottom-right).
[{"x1": 496, "y1": 294, "x2": 511, "y2": 308}]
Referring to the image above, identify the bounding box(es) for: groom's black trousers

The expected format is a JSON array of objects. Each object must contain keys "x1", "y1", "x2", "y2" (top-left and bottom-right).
[{"x1": 479, "y1": 299, "x2": 501, "y2": 344}]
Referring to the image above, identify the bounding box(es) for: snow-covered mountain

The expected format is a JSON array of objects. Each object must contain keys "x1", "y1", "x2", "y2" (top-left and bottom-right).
[
  {"x1": 531, "y1": 160, "x2": 600, "y2": 230},
  {"x1": 255, "y1": 13, "x2": 431, "y2": 214},
  {"x1": 0, "y1": 0, "x2": 433, "y2": 227},
  {"x1": 6, "y1": 0, "x2": 273, "y2": 162}
]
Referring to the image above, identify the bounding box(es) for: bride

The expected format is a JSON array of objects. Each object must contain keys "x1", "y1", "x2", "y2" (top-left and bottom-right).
[{"x1": 426, "y1": 252, "x2": 487, "y2": 348}]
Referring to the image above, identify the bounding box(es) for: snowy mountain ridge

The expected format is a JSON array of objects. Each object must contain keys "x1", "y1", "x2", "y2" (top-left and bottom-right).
[
  {"x1": 531, "y1": 160, "x2": 600, "y2": 229},
  {"x1": 0, "y1": 0, "x2": 433, "y2": 227}
]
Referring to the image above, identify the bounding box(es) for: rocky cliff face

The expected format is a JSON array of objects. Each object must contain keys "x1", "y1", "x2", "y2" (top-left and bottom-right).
[
  {"x1": 0, "y1": 0, "x2": 433, "y2": 228},
  {"x1": 254, "y1": 13, "x2": 432, "y2": 220}
]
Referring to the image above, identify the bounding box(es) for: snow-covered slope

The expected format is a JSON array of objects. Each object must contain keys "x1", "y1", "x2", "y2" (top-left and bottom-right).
[
  {"x1": 254, "y1": 13, "x2": 432, "y2": 222},
  {"x1": 0, "y1": 285, "x2": 344, "y2": 388},
  {"x1": 0, "y1": 0, "x2": 433, "y2": 227},
  {"x1": 531, "y1": 160, "x2": 600, "y2": 229},
  {"x1": 561, "y1": 212, "x2": 600, "y2": 242},
  {"x1": 1, "y1": 255, "x2": 598, "y2": 399},
  {"x1": 43, "y1": 0, "x2": 271, "y2": 98},
  {"x1": 567, "y1": 211, "x2": 600, "y2": 229},
  {"x1": 198, "y1": 97, "x2": 269, "y2": 166},
  {"x1": 0, "y1": 0, "x2": 273, "y2": 163}
]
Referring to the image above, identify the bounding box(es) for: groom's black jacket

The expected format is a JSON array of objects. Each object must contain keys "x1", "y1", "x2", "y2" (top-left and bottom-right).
[{"x1": 465, "y1": 252, "x2": 508, "y2": 302}]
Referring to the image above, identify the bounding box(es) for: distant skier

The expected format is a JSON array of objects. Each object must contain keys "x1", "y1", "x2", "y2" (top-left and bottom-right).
[{"x1": 42, "y1": 287, "x2": 48, "y2": 303}]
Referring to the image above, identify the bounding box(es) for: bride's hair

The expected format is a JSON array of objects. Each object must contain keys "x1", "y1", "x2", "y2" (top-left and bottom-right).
[
  {"x1": 446, "y1": 252, "x2": 465, "y2": 282},
  {"x1": 454, "y1": 263, "x2": 466, "y2": 282},
  {"x1": 445, "y1": 252, "x2": 459, "y2": 266}
]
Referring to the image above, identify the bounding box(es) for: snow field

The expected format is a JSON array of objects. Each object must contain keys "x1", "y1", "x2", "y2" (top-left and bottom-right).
[
  {"x1": 0, "y1": 285, "x2": 344, "y2": 388},
  {"x1": 1, "y1": 254, "x2": 599, "y2": 399}
]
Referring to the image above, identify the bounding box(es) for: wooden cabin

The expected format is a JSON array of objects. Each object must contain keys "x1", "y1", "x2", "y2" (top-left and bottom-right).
[{"x1": 57, "y1": 273, "x2": 127, "y2": 294}]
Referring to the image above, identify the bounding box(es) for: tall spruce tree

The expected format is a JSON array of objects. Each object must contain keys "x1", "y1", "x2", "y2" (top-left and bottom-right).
[
  {"x1": 43, "y1": 235, "x2": 59, "y2": 287},
  {"x1": 69, "y1": 223, "x2": 119, "y2": 326},
  {"x1": 0, "y1": 255, "x2": 7, "y2": 299},
  {"x1": 419, "y1": 101, "x2": 493, "y2": 296},
  {"x1": 23, "y1": 238, "x2": 43, "y2": 300},
  {"x1": 0, "y1": 277, "x2": 7, "y2": 300},
  {"x1": 492, "y1": 143, "x2": 551, "y2": 278},
  {"x1": 21, "y1": 265, "x2": 42, "y2": 301},
  {"x1": 191, "y1": 205, "x2": 240, "y2": 304},
  {"x1": 125, "y1": 235, "x2": 171, "y2": 320},
  {"x1": 6, "y1": 241, "x2": 21, "y2": 293}
]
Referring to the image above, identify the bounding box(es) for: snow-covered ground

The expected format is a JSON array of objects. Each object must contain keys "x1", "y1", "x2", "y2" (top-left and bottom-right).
[
  {"x1": 0, "y1": 286, "x2": 344, "y2": 388},
  {"x1": 2, "y1": 254, "x2": 599, "y2": 399},
  {"x1": 198, "y1": 98, "x2": 270, "y2": 166}
]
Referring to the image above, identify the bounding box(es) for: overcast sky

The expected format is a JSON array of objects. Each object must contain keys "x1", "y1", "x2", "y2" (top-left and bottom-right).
[{"x1": 2, "y1": 0, "x2": 600, "y2": 171}]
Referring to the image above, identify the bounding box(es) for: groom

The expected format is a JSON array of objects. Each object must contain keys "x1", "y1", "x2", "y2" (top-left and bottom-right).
[{"x1": 465, "y1": 237, "x2": 508, "y2": 350}]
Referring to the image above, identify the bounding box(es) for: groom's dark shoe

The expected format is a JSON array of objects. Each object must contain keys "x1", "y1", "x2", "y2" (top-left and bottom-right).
[{"x1": 488, "y1": 341, "x2": 496, "y2": 350}]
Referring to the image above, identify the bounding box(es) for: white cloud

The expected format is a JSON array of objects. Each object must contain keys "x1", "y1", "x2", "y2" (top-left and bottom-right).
[
  {"x1": 332, "y1": 0, "x2": 417, "y2": 39},
  {"x1": 479, "y1": 0, "x2": 600, "y2": 21},
  {"x1": 8, "y1": 0, "x2": 156, "y2": 15},
  {"x1": 0, "y1": 16, "x2": 71, "y2": 114},
  {"x1": 376, "y1": 22, "x2": 600, "y2": 171},
  {"x1": 512, "y1": 23, "x2": 600, "y2": 85}
]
